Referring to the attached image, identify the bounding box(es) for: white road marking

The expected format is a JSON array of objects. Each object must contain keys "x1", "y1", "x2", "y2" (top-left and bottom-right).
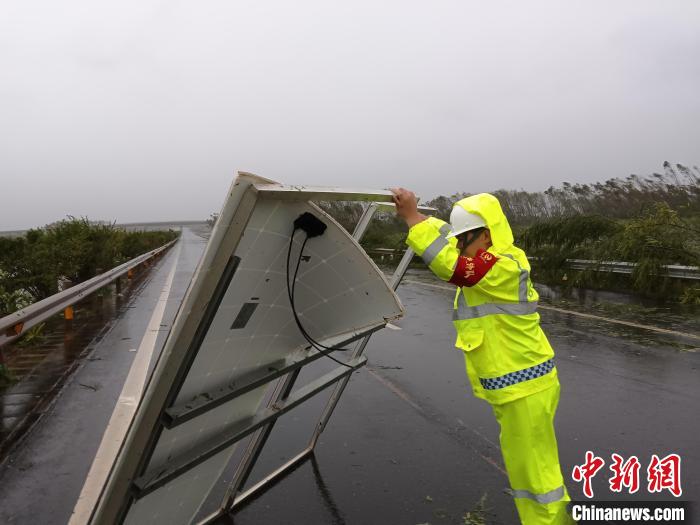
[
  {"x1": 401, "y1": 278, "x2": 700, "y2": 341},
  {"x1": 69, "y1": 243, "x2": 181, "y2": 524}
]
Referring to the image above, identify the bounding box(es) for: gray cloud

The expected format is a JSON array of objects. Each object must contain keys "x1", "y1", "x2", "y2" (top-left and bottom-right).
[{"x1": 2, "y1": 0, "x2": 699, "y2": 230}]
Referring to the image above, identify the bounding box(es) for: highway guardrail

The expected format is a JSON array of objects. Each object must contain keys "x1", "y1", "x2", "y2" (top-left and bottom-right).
[
  {"x1": 366, "y1": 248, "x2": 700, "y2": 280},
  {"x1": 560, "y1": 259, "x2": 699, "y2": 280},
  {"x1": 0, "y1": 239, "x2": 178, "y2": 349}
]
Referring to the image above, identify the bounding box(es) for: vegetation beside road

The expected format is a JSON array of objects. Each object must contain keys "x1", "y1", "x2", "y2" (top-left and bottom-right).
[
  {"x1": 518, "y1": 203, "x2": 700, "y2": 303},
  {"x1": 0, "y1": 217, "x2": 179, "y2": 317},
  {"x1": 321, "y1": 162, "x2": 700, "y2": 303}
]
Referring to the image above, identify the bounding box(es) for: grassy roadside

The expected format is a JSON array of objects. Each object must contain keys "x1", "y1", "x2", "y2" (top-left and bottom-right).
[
  {"x1": 0, "y1": 217, "x2": 179, "y2": 317},
  {"x1": 0, "y1": 217, "x2": 179, "y2": 383}
]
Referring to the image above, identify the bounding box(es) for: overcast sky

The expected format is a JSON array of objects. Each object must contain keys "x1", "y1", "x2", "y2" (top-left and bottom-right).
[{"x1": 2, "y1": 1, "x2": 699, "y2": 230}]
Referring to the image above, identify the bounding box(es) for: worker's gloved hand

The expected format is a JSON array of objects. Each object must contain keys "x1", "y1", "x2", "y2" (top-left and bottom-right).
[{"x1": 389, "y1": 187, "x2": 425, "y2": 228}]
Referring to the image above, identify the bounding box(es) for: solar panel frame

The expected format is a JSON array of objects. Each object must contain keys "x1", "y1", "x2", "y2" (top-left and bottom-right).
[{"x1": 89, "y1": 173, "x2": 419, "y2": 524}]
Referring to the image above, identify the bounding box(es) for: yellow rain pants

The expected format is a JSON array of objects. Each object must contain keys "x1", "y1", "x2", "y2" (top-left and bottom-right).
[{"x1": 491, "y1": 382, "x2": 576, "y2": 524}]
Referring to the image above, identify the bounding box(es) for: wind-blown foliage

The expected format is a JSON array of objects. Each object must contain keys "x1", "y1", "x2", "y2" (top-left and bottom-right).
[
  {"x1": 317, "y1": 201, "x2": 408, "y2": 250},
  {"x1": 518, "y1": 215, "x2": 620, "y2": 253},
  {"x1": 425, "y1": 162, "x2": 700, "y2": 225},
  {"x1": 317, "y1": 162, "x2": 700, "y2": 301},
  {"x1": 0, "y1": 217, "x2": 179, "y2": 316},
  {"x1": 519, "y1": 203, "x2": 700, "y2": 299}
]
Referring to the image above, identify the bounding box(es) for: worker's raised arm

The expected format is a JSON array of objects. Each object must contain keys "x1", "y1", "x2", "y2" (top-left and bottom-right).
[
  {"x1": 406, "y1": 215, "x2": 461, "y2": 280},
  {"x1": 390, "y1": 187, "x2": 460, "y2": 282},
  {"x1": 391, "y1": 188, "x2": 499, "y2": 285}
]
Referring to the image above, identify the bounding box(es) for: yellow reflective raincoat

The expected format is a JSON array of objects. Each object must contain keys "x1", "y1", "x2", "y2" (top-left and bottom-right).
[
  {"x1": 406, "y1": 193, "x2": 557, "y2": 405},
  {"x1": 405, "y1": 193, "x2": 574, "y2": 525}
]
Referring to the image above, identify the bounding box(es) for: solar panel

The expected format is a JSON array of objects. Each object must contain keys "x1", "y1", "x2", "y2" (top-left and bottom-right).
[{"x1": 89, "y1": 172, "x2": 412, "y2": 524}]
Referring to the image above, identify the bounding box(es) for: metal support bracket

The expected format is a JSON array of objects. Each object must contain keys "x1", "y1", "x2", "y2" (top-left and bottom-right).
[
  {"x1": 134, "y1": 356, "x2": 366, "y2": 498},
  {"x1": 202, "y1": 200, "x2": 431, "y2": 523},
  {"x1": 163, "y1": 324, "x2": 383, "y2": 429},
  {"x1": 91, "y1": 177, "x2": 436, "y2": 525}
]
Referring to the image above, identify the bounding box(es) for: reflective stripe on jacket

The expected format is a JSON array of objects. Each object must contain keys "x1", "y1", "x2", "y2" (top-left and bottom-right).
[
  {"x1": 407, "y1": 216, "x2": 459, "y2": 280},
  {"x1": 406, "y1": 196, "x2": 558, "y2": 405}
]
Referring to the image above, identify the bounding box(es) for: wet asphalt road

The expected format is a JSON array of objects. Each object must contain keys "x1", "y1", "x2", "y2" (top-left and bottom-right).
[
  {"x1": 1, "y1": 226, "x2": 698, "y2": 525},
  {"x1": 0, "y1": 227, "x2": 207, "y2": 525}
]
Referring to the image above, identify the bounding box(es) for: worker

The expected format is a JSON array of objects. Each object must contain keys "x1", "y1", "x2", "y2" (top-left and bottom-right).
[{"x1": 390, "y1": 188, "x2": 575, "y2": 525}]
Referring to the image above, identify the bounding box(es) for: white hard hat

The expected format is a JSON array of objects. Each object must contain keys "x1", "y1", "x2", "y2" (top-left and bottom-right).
[{"x1": 445, "y1": 206, "x2": 487, "y2": 238}]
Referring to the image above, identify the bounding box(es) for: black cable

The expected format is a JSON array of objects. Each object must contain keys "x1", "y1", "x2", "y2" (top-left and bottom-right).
[
  {"x1": 289, "y1": 236, "x2": 350, "y2": 354},
  {"x1": 287, "y1": 230, "x2": 353, "y2": 368},
  {"x1": 286, "y1": 230, "x2": 335, "y2": 351},
  {"x1": 286, "y1": 228, "x2": 354, "y2": 369},
  {"x1": 287, "y1": 231, "x2": 353, "y2": 360}
]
